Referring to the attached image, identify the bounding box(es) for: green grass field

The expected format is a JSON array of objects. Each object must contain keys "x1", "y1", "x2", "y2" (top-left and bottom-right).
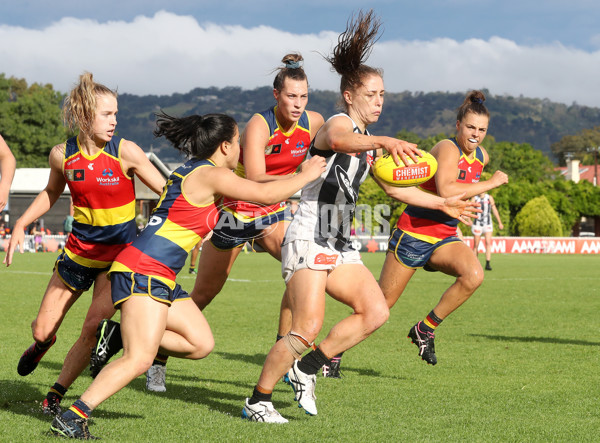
[{"x1": 1, "y1": 251, "x2": 599, "y2": 442}]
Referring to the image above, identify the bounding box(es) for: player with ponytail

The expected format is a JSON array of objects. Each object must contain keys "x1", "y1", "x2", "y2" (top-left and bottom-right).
[
  {"x1": 379, "y1": 90, "x2": 509, "y2": 365},
  {"x1": 4, "y1": 72, "x2": 166, "y2": 415}
]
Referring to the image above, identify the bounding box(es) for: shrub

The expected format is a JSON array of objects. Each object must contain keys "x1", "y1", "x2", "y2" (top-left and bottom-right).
[{"x1": 513, "y1": 195, "x2": 563, "y2": 236}]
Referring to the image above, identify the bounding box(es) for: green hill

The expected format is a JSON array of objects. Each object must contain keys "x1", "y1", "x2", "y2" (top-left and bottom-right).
[{"x1": 115, "y1": 86, "x2": 600, "y2": 163}]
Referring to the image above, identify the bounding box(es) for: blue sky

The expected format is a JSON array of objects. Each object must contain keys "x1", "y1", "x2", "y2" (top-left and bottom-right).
[{"x1": 1, "y1": 0, "x2": 599, "y2": 106}]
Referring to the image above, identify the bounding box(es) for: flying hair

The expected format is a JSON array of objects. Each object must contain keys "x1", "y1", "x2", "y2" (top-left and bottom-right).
[
  {"x1": 323, "y1": 9, "x2": 383, "y2": 102},
  {"x1": 153, "y1": 111, "x2": 237, "y2": 160}
]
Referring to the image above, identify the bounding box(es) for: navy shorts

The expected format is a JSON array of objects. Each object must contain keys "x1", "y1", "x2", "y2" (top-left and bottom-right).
[
  {"x1": 55, "y1": 252, "x2": 110, "y2": 292},
  {"x1": 110, "y1": 271, "x2": 191, "y2": 308},
  {"x1": 210, "y1": 207, "x2": 291, "y2": 250},
  {"x1": 387, "y1": 228, "x2": 460, "y2": 269}
]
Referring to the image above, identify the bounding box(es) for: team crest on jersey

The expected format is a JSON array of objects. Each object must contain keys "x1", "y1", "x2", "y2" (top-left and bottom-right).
[
  {"x1": 335, "y1": 165, "x2": 357, "y2": 203},
  {"x1": 265, "y1": 144, "x2": 282, "y2": 155},
  {"x1": 66, "y1": 169, "x2": 85, "y2": 181},
  {"x1": 458, "y1": 169, "x2": 467, "y2": 181}
]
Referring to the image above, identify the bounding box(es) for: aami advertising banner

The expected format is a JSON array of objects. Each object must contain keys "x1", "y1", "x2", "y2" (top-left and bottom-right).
[{"x1": 352, "y1": 236, "x2": 600, "y2": 254}]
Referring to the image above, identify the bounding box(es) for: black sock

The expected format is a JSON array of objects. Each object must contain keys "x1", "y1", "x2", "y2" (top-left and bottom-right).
[
  {"x1": 249, "y1": 386, "x2": 272, "y2": 405},
  {"x1": 276, "y1": 334, "x2": 284, "y2": 342},
  {"x1": 35, "y1": 337, "x2": 54, "y2": 352},
  {"x1": 421, "y1": 310, "x2": 443, "y2": 333},
  {"x1": 47, "y1": 382, "x2": 67, "y2": 402},
  {"x1": 297, "y1": 347, "x2": 331, "y2": 375},
  {"x1": 153, "y1": 353, "x2": 168, "y2": 366}
]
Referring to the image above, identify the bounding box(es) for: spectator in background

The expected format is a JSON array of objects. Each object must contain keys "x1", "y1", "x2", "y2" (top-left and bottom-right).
[
  {"x1": 471, "y1": 192, "x2": 503, "y2": 270},
  {"x1": 31, "y1": 219, "x2": 45, "y2": 252}
]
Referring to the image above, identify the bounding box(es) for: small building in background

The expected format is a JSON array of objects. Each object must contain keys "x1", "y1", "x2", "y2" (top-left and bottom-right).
[{"x1": 555, "y1": 158, "x2": 600, "y2": 236}]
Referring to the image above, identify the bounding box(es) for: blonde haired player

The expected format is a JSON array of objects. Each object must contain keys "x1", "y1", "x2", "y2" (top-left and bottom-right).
[{"x1": 4, "y1": 72, "x2": 166, "y2": 415}]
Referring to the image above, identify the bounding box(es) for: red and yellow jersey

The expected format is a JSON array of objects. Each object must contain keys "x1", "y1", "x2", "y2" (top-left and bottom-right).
[
  {"x1": 63, "y1": 136, "x2": 136, "y2": 267},
  {"x1": 397, "y1": 138, "x2": 485, "y2": 242},
  {"x1": 224, "y1": 106, "x2": 312, "y2": 219},
  {"x1": 110, "y1": 159, "x2": 219, "y2": 287}
]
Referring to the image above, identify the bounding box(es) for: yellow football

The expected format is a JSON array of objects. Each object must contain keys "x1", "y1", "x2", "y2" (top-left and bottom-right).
[{"x1": 372, "y1": 150, "x2": 437, "y2": 187}]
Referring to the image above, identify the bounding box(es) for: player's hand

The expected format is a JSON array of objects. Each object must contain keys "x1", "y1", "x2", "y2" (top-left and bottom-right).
[
  {"x1": 441, "y1": 193, "x2": 482, "y2": 224},
  {"x1": 3, "y1": 226, "x2": 25, "y2": 267},
  {"x1": 383, "y1": 137, "x2": 420, "y2": 166},
  {"x1": 490, "y1": 170, "x2": 508, "y2": 188},
  {"x1": 299, "y1": 155, "x2": 327, "y2": 181}
]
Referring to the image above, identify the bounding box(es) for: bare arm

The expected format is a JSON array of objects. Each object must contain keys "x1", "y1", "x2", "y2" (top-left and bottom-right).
[
  {"x1": 120, "y1": 139, "x2": 166, "y2": 195},
  {"x1": 375, "y1": 176, "x2": 481, "y2": 223},
  {"x1": 184, "y1": 155, "x2": 326, "y2": 206},
  {"x1": 315, "y1": 115, "x2": 420, "y2": 166},
  {"x1": 489, "y1": 195, "x2": 504, "y2": 230},
  {"x1": 0, "y1": 135, "x2": 16, "y2": 211},
  {"x1": 242, "y1": 111, "x2": 325, "y2": 183},
  {"x1": 433, "y1": 141, "x2": 508, "y2": 199},
  {"x1": 4, "y1": 145, "x2": 66, "y2": 265},
  {"x1": 240, "y1": 115, "x2": 289, "y2": 183}
]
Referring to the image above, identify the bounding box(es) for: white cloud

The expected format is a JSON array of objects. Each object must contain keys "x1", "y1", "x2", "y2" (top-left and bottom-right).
[{"x1": 1, "y1": 11, "x2": 599, "y2": 108}]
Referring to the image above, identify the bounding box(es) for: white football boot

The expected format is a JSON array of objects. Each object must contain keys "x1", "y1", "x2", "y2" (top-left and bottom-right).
[
  {"x1": 288, "y1": 360, "x2": 317, "y2": 415},
  {"x1": 241, "y1": 399, "x2": 288, "y2": 423}
]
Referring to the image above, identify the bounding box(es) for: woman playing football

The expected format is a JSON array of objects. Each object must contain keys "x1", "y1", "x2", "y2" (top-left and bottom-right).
[
  {"x1": 49, "y1": 111, "x2": 326, "y2": 439},
  {"x1": 241, "y1": 10, "x2": 480, "y2": 423},
  {"x1": 141, "y1": 53, "x2": 326, "y2": 392},
  {"x1": 378, "y1": 90, "x2": 509, "y2": 366}
]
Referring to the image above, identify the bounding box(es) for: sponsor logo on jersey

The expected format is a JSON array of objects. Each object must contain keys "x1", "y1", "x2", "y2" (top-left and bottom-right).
[
  {"x1": 314, "y1": 253, "x2": 338, "y2": 265},
  {"x1": 102, "y1": 168, "x2": 114, "y2": 177},
  {"x1": 66, "y1": 169, "x2": 85, "y2": 181},
  {"x1": 96, "y1": 174, "x2": 120, "y2": 185},
  {"x1": 88, "y1": 163, "x2": 94, "y2": 170},
  {"x1": 265, "y1": 144, "x2": 282, "y2": 155},
  {"x1": 393, "y1": 164, "x2": 431, "y2": 181},
  {"x1": 66, "y1": 157, "x2": 80, "y2": 166}
]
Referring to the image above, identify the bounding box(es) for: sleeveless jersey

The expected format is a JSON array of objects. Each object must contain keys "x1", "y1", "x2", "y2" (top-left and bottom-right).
[
  {"x1": 473, "y1": 194, "x2": 492, "y2": 227},
  {"x1": 63, "y1": 136, "x2": 136, "y2": 267},
  {"x1": 225, "y1": 106, "x2": 312, "y2": 219},
  {"x1": 398, "y1": 138, "x2": 485, "y2": 242},
  {"x1": 283, "y1": 113, "x2": 374, "y2": 252},
  {"x1": 110, "y1": 159, "x2": 219, "y2": 287}
]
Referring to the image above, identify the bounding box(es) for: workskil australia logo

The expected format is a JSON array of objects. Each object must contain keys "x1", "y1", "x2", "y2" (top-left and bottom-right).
[{"x1": 97, "y1": 168, "x2": 119, "y2": 185}]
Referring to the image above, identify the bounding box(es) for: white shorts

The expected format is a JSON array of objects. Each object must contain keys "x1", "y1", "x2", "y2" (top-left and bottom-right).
[
  {"x1": 281, "y1": 240, "x2": 362, "y2": 284},
  {"x1": 471, "y1": 224, "x2": 493, "y2": 236}
]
